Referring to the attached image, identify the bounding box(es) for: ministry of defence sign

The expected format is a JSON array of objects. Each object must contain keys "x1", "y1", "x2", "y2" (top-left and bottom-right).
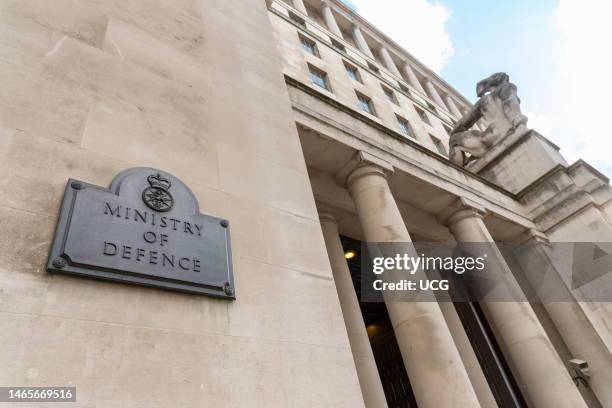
[{"x1": 47, "y1": 167, "x2": 235, "y2": 299}]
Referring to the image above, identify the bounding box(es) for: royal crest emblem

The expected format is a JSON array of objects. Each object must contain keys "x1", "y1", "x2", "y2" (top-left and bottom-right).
[{"x1": 142, "y1": 173, "x2": 174, "y2": 212}]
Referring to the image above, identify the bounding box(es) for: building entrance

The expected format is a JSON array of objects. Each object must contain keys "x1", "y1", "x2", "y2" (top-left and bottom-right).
[{"x1": 340, "y1": 235, "x2": 528, "y2": 408}]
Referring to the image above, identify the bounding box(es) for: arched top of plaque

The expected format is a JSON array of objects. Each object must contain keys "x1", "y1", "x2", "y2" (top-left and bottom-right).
[{"x1": 110, "y1": 167, "x2": 200, "y2": 215}]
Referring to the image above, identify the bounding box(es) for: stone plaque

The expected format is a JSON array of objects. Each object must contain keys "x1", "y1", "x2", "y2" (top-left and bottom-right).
[{"x1": 47, "y1": 167, "x2": 235, "y2": 299}]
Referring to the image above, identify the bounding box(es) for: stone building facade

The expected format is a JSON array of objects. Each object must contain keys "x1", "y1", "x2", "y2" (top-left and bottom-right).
[{"x1": 1, "y1": 0, "x2": 611, "y2": 407}]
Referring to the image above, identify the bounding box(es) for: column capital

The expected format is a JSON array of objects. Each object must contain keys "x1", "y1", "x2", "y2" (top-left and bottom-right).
[
  {"x1": 517, "y1": 228, "x2": 550, "y2": 245},
  {"x1": 437, "y1": 196, "x2": 487, "y2": 226},
  {"x1": 336, "y1": 151, "x2": 394, "y2": 187}
]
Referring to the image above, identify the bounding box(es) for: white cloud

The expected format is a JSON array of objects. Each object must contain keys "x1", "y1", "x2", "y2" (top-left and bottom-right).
[
  {"x1": 349, "y1": 0, "x2": 454, "y2": 72},
  {"x1": 549, "y1": 0, "x2": 612, "y2": 174},
  {"x1": 524, "y1": 104, "x2": 554, "y2": 138}
]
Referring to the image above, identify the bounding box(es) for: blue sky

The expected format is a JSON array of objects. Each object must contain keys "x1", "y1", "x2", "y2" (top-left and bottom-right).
[
  {"x1": 349, "y1": 0, "x2": 612, "y2": 178},
  {"x1": 440, "y1": 0, "x2": 557, "y2": 102}
]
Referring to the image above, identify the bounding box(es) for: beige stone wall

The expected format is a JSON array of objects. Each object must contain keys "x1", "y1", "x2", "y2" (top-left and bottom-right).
[
  {"x1": 268, "y1": 6, "x2": 454, "y2": 156},
  {"x1": 0, "y1": 0, "x2": 365, "y2": 406}
]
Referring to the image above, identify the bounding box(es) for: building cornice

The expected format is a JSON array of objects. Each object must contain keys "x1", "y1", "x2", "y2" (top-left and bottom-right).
[{"x1": 285, "y1": 74, "x2": 521, "y2": 201}]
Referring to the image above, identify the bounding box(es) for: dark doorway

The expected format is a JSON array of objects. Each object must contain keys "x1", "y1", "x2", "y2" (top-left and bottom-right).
[{"x1": 341, "y1": 235, "x2": 418, "y2": 408}]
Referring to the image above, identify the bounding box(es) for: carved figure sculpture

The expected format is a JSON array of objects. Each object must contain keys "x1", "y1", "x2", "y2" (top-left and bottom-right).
[{"x1": 449, "y1": 72, "x2": 528, "y2": 166}]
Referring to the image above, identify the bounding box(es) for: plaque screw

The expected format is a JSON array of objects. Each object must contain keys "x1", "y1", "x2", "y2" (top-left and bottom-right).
[
  {"x1": 71, "y1": 181, "x2": 82, "y2": 190},
  {"x1": 223, "y1": 282, "x2": 233, "y2": 296},
  {"x1": 220, "y1": 220, "x2": 229, "y2": 228},
  {"x1": 52, "y1": 258, "x2": 67, "y2": 269}
]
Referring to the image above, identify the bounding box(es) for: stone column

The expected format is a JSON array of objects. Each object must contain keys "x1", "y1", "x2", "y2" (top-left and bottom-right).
[
  {"x1": 402, "y1": 63, "x2": 426, "y2": 94},
  {"x1": 443, "y1": 199, "x2": 588, "y2": 408},
  {"x1": 352, "y1": 23, "x2": 375, "y2": 59},
  {"x1": 344, "y1": 152, "x2": 481, "y2": 408},
  {"x1": 292, "y1": 0, "x2": 308, "y2": 15},
  {"x1": 321, "y1": 2, "x2": 342, "y2": 38},
  {"x1": 319, "y1": 214, "x2": 388, "y2": 408},
  {"x1": 380, "y1": 46, "x2": 401, "y2": 78},
  {"x1": 516, "y1": 231, "x2": 612, "y2": 407},
  {"x1": 422, "y1": 78, "x2": 446, "y2": 109},
  {"x1": 437, "y1": 302, "x2": 498, "y2": 408},
  {"x1": 444, "y1": 94, "x2": 462, "y2": 118}
]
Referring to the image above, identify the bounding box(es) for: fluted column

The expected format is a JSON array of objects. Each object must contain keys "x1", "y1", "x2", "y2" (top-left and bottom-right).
[
  {"x1": 319, "y1": 214, "x2": 388, "y2": 408},
  {"x1": 292, "y1": 0, "x2": 307, "y2": 14},
  {"x1": 402, "y1": 63, "x2": 426, "y2": 94},
  {"x1": 422, "y1": 78, "x2": 446, "y2": 109},
  {"x1": 443, "y1": 199, "x2": 588, "y2": 408},
  {"x1": 380, "y1": 46, "x2": 401, "y2": 78},
  {"x1": 321, "y1": 2, "x2": 342, "y2": 38},
  {"x1": 351, "y1": 23, "x2": 375, "y2": 59},
  {"x1": 444, "y1": 94, "x2": 462, "y2": 118},
  {"x1": 344, "y1": 153, "x2": 481, "y2": 408}
]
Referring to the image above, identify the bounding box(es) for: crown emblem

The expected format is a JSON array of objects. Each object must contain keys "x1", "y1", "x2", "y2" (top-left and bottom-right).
[
  {"x1": 142, "y1": 173, "x2": 174, "y2": 212},
  {"x1": 147, "y1": 174, "x2": 171, "y2": 190}
]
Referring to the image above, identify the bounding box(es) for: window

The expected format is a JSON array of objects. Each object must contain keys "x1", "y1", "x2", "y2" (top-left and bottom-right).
[
  {"x1": 396, "y1": 115, "x2": 415, "y2": 138},
  {"x1": 367, "y1": 61, "x2": 380, "y2": 74},
  {"x1": 299, "y1": 34, "x2": 318, "y2": 57},
  {"x1": 426, "y1": 102, "x2": 437, "y2": 112},
  {"x1": 344, "y1": 61, "x2": 361, "y2": 82},
  {"x1": 430, "y1": 135, "x2": 447, "y2": 156},
  {"x1": 356, "y1": 92, "x2": 376, "y2": 115},
  {"x1": 415, "y1": 106, "x2": 430, "y2": 125},
  {"x1": 331, "y1": 38, "x2": 345, "y2": 52},
  {"x1": 308, "y1": 65, "x2": 331, "y2": 91},
  {"x1": 399, "y1": 83, "x2": 410, "y2": 94},
  {"x1": 382, "y1": 85, "x2": 399, "y2": 105},
  {"x1": 289, "y1": 11, "x2": 306, "y2": 27}
]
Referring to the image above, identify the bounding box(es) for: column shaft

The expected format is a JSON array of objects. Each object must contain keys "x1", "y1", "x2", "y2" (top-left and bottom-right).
[
  {"x1": 422, "y1": 78, "x2": 446, "y2": 109},
  {"x1": 292, "y1": 0, "x2": 307, "y2": 15},
  {"x1": 321, "y1": 2, "x2": 343, "y2": 38},
  {"x1": 380, "y1": 47, "x2": 401, "y2": 78},
  {"x1": 446, "y1": 208, "x2": 587, "y2": 408},
  {"x1": 402, "y1": 63, "x2": 426, "y2": 94},
  {"x1": 517, "y1": 237, "x2": 612, "y2": 406},
  {"x1": 444, "y1": 95, "x2": 462, "y2": 118},
  {"x1": 437, "y1": 302, "x2": 498, "y2": 408},
  {"x1": 347, "y1": 163, "x2": 481, "y2": 408},
  {"x1": 319, "y1": 214, "x2": 388, "y2": 408},
  {"x1": 352, "y1": 24, "x2": 375, "y2": 59}
]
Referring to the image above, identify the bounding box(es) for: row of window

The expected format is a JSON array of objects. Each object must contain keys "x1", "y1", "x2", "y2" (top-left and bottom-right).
[{"x1": 302, "y1": 34, "x2": 447, "y2": 156}]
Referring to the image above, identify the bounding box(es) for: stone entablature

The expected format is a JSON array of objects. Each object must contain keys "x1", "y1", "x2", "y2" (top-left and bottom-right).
[{"x1": 287, "y1": 81, "x2": 536, "y2": 232}]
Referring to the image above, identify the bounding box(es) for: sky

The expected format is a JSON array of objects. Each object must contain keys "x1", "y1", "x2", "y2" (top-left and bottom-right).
[{"x1": 347, "y1": 0, "x2": 612, "y2": 179}]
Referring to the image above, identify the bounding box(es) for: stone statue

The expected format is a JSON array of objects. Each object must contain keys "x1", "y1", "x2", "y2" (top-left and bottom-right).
[{"x1": 449, "y1": 72, "x2": 528, "y2": 166}]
